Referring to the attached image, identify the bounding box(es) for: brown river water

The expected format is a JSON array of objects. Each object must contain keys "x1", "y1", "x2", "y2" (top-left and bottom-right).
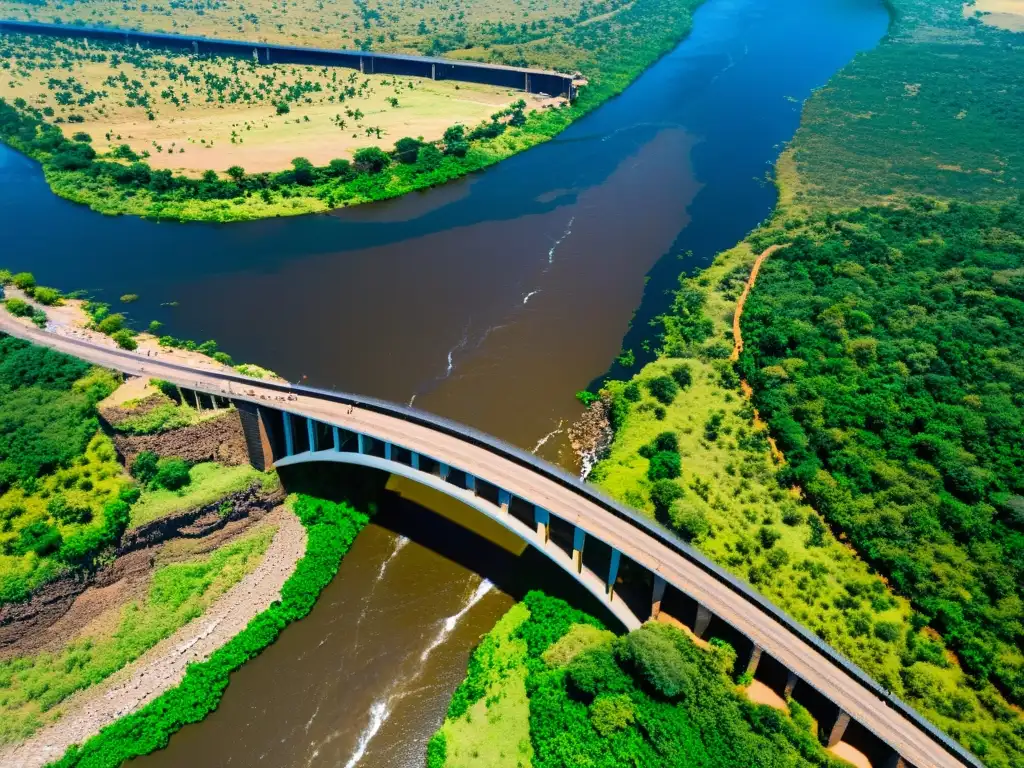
[{"x1": 0, "y1": 0, "x2": 888, "y2": 763}]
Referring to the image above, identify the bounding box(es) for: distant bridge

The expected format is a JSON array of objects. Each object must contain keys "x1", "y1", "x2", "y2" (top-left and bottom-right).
[
  {"x1": 0, "y1": 19, "x2": 578, "y2": 100},
  {"x1": 0, "y1": 315, "x2": 980, "y2": 768}
]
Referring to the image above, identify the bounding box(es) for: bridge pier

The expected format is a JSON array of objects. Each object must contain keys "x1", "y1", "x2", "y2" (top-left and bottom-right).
[
  {"x1": 498, "y1": 489, "x2": 511, "y2": 512},
  {"x1": 465, "y1": 473, "x2": 475, "y2": 492},
  {"x1": 784, "y1": 670, "x2": 799, "y2": 698},
  {"x1": 534, "y1": 506, "x2": 549, "y2": 543},
  {"x1": 283, "y1": 412, "x2": 295, "y2": 456},
  {"x1": 306, "y1": 417, "x2": 316, "y2": 452},
  {"x1": 606, "y1": 548, "x2": 621, "y2": 599},
  {"x1": 744, "y1": 644, "x2": 763, "y2": 678},
  {"x1": 384, "y1": 442, "x2": 393, "y2": 461},
  {"x1": 572, "y1": 526, "x2": 586, "y2": 573},
  {"x1": 650, "y1": 575, "x2": 667, "y2": 620},
  {"x1": 333, "y1": 426, "x2": 341, "y2": 451},
  {"x1": 411, "y1": 452, "x2": 420, "y2": 470},
  {"x1": 234, "y1": 401, "x2": 275, "y2": 471},
  {"x1": 358, "y1": 433, "x2": 367, "y2": 454},
  {"x1": 825, "y1": 709, "x2": 851, "y2": 748},
  {"x1": 693, "y1": 602, "x2": 713, "y2": 638}
]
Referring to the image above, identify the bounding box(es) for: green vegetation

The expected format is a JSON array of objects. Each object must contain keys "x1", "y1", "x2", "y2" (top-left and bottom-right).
[
  {"x1": 0, "y1": 335, "x2": 129, "y2": 605},
  {"x1": 0, "y1": 524, "x2": 275, "y2": 744},
  {"x1": 0, "y1": 0, "x2": 704, "y2": 221},
  {"x1": 436, "y1": 602, "x2": 535, "y2": 767},
  {"x1": 128, "y1": 462, "x2": 272, "y2": 528},
  {"x1": 48, "y1": 494, "x2": 370, "y2": 768},
  {"x1": 434, "y1": 592, "x2": 848, "y2": 768},
  {"x1": 588, "y1": 0, "x2": 1024, "y2": 762},
  {"x1": 785, "y1": 0, "x2": 1024, "y2": 210},
  {"x1": 739, "y1": 200, "x2": 1024, "y2": 708}
]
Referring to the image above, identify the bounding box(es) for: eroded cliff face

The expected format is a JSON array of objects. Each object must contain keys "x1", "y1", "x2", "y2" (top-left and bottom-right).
[
  {"x1": 107, "y1": 410, "x2": 250, "y2": 467},
  {"x1": 0, "y1": 482, "x2": 284, "y2": 658}
]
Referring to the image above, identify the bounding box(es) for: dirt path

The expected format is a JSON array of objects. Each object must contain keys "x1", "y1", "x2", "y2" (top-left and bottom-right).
[
  {"x1": 730, "y1": 244, "x2": 787, "y2": 464},
  {"x1": 731, "y1": 244, "x2": 785, "y2": 362},
  {"x1": 0, "y1": 506, "x2": 306, "y2": 768}
]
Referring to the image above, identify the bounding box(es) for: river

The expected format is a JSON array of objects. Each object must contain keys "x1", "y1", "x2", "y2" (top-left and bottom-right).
[{"x1": 0, "y1": 0, "x2": 887, "y2": 763}]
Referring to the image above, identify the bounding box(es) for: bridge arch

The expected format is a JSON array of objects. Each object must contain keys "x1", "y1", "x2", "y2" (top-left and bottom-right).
[{"x1": 271, "y1": 418, "x2": 646, "y2": 631}]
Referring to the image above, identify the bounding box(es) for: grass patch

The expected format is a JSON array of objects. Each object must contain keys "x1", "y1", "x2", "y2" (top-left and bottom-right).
[
  {"x1": 0, "y1": 523, "x2": 275, "y2": 745},
  {"x1": 439, "y1": 602, "x2": 534, "y2": 768},
  {"x1": 128, "y1": 462, "x2": 273, "y2": 528}
]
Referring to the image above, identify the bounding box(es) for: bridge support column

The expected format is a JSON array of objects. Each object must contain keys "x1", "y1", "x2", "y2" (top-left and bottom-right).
[
  {"x1": 193, "y1": 390, "x2": 203, "y2": 411},
  {"x1": 693, "y1": 602, "x2": 712, "y2": 639},
  {"x1": 333, "y1": 426, "x2": 340, "y2": 451},
  {"x1": 439, "y1": 463, "x2": 450, "y2": 481},
  {"x1": 534, "y1": 506, "x2": 549, "y2": 542},
  {"x1": 234, "y1": 401, "x2": 275, "y2": 471},
  {"x1": 650, "y1": 575, "x2": 666, "y2": 620},
  {"x1": 465, "y1": 474, "x2": 476, "y2": 492},
  {"x1": 358, "y1": 433, "x2": 366, "y2": 454},
  {"x1": 411, "y1": 452, "x2": 420, "y2": 470},
  {"x1": 744, "y1": 645, "x2": 763, "y2": 678},
  {"x1": 192, "y1": 40, "x2": 198, "y2": 55},
  {"x1": 606, "y1": 549, "x2": 621, "y2": 600},
  {"x1": 283, "y1": 412, "x2": 294, "y2": 457},
  {"x1": 431, "y1": 62, "x2": 435, "y2": 80},
  {"x1": 882, "y1": 752, "x2": 906, "y2": 768},
  {"x1": 306, "y1": 417, "x2": 316, "y2": 452},
  {"x1": 783, "y1": 670, "x2": 799, "y2": 698},
  {"x1": 385, "y1": 443, "x2": 392, "y2": 461},
  {"x1": 572, "y1": 526, "x2": 586, "y2": 573},
  {"x1": 498, "y1": 489, "x2": 511, "y2": 512},
  {"x1": 825, "y1": 709, "x2": 851, "y2": 748}
]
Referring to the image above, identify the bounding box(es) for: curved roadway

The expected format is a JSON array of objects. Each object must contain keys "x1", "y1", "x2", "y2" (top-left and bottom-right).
[{"x1": 0, "y1": 314, "x2": 977, "y2": 768}]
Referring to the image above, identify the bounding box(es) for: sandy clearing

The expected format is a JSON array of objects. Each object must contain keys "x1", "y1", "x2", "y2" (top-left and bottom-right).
[
  {"x1": 963, "y1": 0, "x2": 1024, "y2": 30},
  {"x1": 0, "y1": 506, "x2": 306, "y2": 768}
]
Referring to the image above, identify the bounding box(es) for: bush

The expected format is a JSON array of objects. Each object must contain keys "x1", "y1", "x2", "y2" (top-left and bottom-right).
[
  {"x1": 567, "y1": 646, "x2": 632, "y2": 698},
  {"x1": 618, "y1": 623, "x2": 688, "y2": 699},
  {"x1": 7, "y1": 520, "x2": 62, "y2": 557},
  {"x1": 647, "y1": 450, "x2": 681, "y2": 481},
  {"x1": 11, "y1": 272, "x2": 35, "y2": 290},
  {"x1": 47, "y1": 494, "x2": 93, "y2": 524},
  {"x1": 276, "y1": 101, "x2": 290, "y2": 115},
  {"x1": 623, "y1": 382, "x2": 641, "y2": 402},
  {"x1": 33, "y1": 287, "x2": 62, "y2": 306},
  {"x1": 671, "y1": 503, "x2": 709, "y2": 541},
  {"x1": 4, "y1": 298, "x2": 32, "y2": 317},
  {"x1": 97, "y1": 313, "x2": 126, "y2": 335},
  {"x1": 670, "y1": 363, "x2": 693, "y2": 388},
  {"x1": 152, "y1": 458, "x2": 191, "y2": 491},
  {"x1": 589, "y1": 693, "x2": 635, "y2": 736},
  {"x1": 130, "y1": 451, "x2": 159, "y2": 484},
  {"x1": 874, "y1": 621, "x2": 901, "y2": 643},
  {"x1": 112, "y1": 330, "x2": 137, "y2": 350},
  {"x1": 645, "y1": 375, "x2": 679, "y2": 405},
  {"x1": 650, "y1": 478, "x2": 684, "y2": 515},
  {"x1": 576, "y1": 390, "x2": 600, "y2": 407}
]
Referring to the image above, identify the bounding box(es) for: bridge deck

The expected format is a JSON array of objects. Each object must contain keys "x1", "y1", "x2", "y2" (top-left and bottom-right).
[{"x1": 0, "y1": 312, "x2": 976, "y2": 768}]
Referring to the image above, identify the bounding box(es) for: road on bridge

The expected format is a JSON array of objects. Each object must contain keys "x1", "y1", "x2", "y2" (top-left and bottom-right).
[{"x1": 0, "y1": 311, "x2": 975, "y2": 768}]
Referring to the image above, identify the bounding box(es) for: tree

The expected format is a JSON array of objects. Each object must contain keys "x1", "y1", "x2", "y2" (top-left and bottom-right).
[
  {"x1": 393, "y1": 136, "x2": 422, "y2": 164},
  {"x1": 353, "y1": 147, "x2": 390, "y2": 174},
  {"x1": 276, "y1": 101, "x2": 290, "y2": 115},
  {"x1": 148, "y1": 320, "x2": 163, "y2": 335},
  {"x1": 443, "y1": 124, "x2": 469, "y2": 157},
  {"x1": 226, "y1": 165, "x2": 246, "y2": 182},
  {"x1": 650, "y1": 479, "x2": 683, "y2": 520},
  {"x1": 32, "y1": 287, "x2": 62, "y2": 306},
  {"x1": 291, "y1": 157, "x2": 315, "y2": 185},
  {"x1": 11, "y1": 272, "x2": 35, "y2": 291},
  {"x1": 645, "y1": 375, "x2": 678, "y2": 405}
]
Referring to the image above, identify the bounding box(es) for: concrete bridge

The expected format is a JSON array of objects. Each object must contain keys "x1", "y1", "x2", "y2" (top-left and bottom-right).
[
  {"x1": 0, "y1": 19, "x2": 577, "y2": 100},
  {"x1": 0, "y1": 317, "x2": 980, "y2": 768}
]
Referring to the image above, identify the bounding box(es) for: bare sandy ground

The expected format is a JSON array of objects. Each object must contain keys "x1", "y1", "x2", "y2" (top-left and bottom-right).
[
  {"x1": 963, "y1": 0, "x2": 1024, "y2": 30},
  {"x1": 0, "y1": 506, "x2": 306, "y2": 768}
]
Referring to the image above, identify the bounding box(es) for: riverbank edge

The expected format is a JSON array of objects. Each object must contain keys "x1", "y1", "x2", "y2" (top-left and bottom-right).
[
  {"x1": 0, "y1": 507, "x2": 304, "y2": 768},
  {"x1": 42, "y1": 494, "x2": 371, "y2": 768},
  {"x1": 0, "y1": 0, "x2": 704, "y2": 224}
]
